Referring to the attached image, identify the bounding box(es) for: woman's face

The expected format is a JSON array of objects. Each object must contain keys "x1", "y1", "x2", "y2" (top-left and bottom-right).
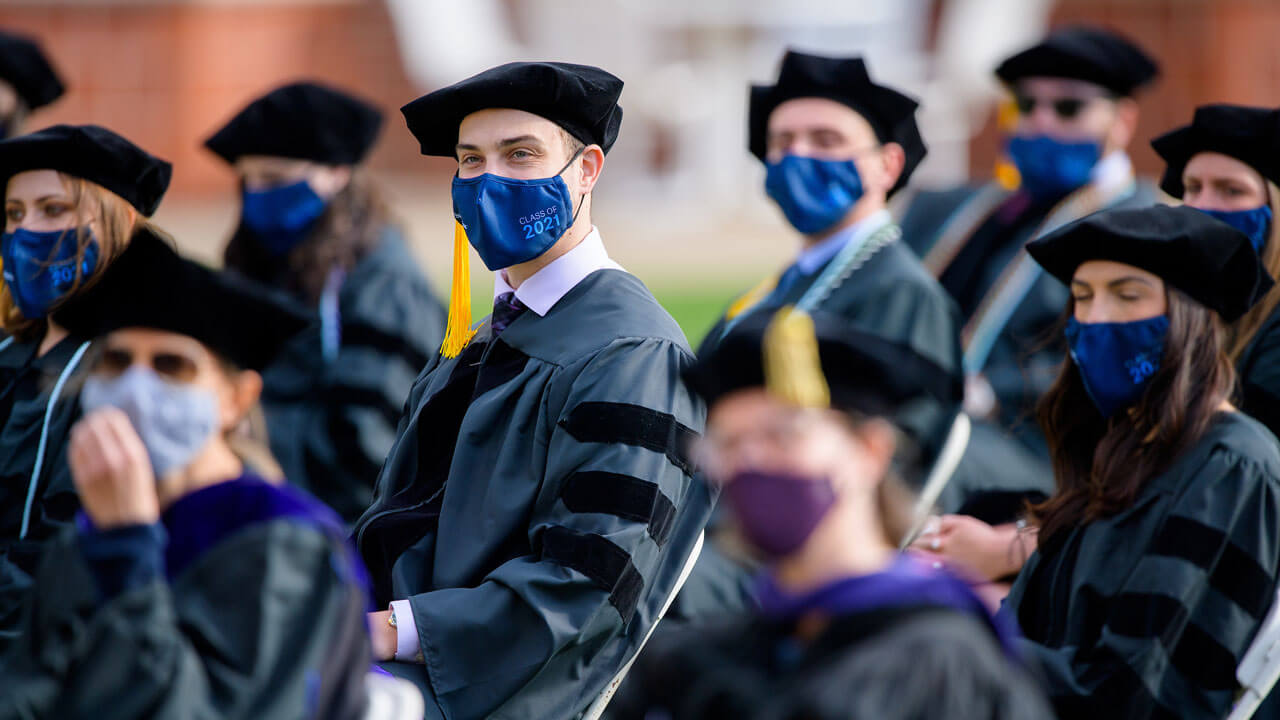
[
  {"x1": 93, "y1": 328, "x2": 259, "y2": 432},
  {"x1": 701, "y1": 388, "x2": 887, "y2": 494},
  {"x1": 234, "y1": 155, "x2": 351, "y2": 199},
  {"x1": 4, "y1": 169, "x2": 92, "y2": 233},
  {"x1": 1181, "y1": 152, "x2": 1268, "y2": 212},
  {"x1": 1071, "y1": 260, "x2": 1167, "y2": 324}
]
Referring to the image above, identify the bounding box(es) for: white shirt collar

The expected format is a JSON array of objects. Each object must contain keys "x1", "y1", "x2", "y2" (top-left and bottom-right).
[
  {"x1": 794, "y1": 209, "x2": 892, "y2": 275},
  {"x1": 493, "y1": 227, "x2": 623, "y2": 316},
  {"x1": 1090, "y1": 150, "x2": 1135, "y2": 195}
]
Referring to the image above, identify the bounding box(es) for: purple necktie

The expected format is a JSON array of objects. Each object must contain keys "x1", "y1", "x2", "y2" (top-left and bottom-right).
[{"x1": 491, "y1": 291, "x2": 528, "y2": 335}]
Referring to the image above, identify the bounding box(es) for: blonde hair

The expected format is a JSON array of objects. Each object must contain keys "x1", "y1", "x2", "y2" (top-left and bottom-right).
[
  {"x1": 1226, "y1": 179, "x2": 1280, "y2": 362},
  {"x1": 1, "y1": 173, "x2": 153, "y2": 338}
]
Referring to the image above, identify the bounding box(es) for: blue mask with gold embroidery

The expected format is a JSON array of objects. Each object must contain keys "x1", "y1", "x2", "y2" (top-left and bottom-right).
[
  {"x1": 1065, "y1": 315, "x2": 1169, "y2": 418},
  {"x1": 1, "y1": 227, "x2": 100, "y2": 319}
]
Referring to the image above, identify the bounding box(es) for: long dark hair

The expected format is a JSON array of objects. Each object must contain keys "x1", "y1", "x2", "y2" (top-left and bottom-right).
[
  {"x1": 1032, "y1": 288, "x2": 1237, "y2": 547},
  {"x1": 223, "y1": 170, "x2": 391, "y2": 304}
]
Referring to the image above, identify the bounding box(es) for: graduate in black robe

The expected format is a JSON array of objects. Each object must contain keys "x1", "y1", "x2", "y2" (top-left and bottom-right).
[
  {"x1": 898, "y1": 26, "x2": 1162, "y2": 523},
  {"x1": 351, "y1": 62, "x2": 709, "y2": 719},
  {"x1": 1002, "y1": 205, "x2": 1280, "y2": 718},
  {"x1": 609, "y1": 309, "x2": 1048, "y2": 720},
  {"x1": 207, "y1": 82, "x2": 445, "y2": 523},
  {"x1": 0, "y1": 125, "x2": 171, "y2": 645},
  {"x1": 0, "y1": 230, "x2": 371, "y2": 720},
  {"x1": 0, "y1": 30, "x2": 63, "y2": 138},
  {"x1": 1152, "y1": 103, "x2": 1280, "y2": 441}
]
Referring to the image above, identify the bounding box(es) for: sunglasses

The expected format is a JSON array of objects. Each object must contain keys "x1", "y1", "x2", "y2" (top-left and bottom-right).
[
  {"x1": 95, "y1": 348, "x2": 200, "y2": 383},
  {"x1": 1013, "y1": 94, "x2": 1107, "y2": 120}
]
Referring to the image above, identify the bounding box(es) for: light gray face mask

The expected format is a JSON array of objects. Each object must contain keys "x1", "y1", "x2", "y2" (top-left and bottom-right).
[{"x1": 80, "y1": 366, "x2": 220, "y2": 479}]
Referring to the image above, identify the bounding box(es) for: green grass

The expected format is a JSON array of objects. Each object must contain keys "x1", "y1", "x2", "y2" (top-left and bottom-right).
[{"x1": 652, "y1": 283, "x2": 745, "y2": 348}]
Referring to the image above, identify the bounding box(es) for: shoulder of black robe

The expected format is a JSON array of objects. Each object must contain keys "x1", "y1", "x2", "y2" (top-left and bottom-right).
[
  {"x1": 261, "y1": 225, "x2": 444, "y2": 522},
  {"x1": 610, "y1": 606, "x2": 1050, "y2": 720},
  {"x1": 1235, "y1": 304, "x2": 1280, "y2": 441},
  {"x1": 1004, "y1": 411, "x2": 1280, "y2": 718},
  {"x1": 0, "y1": 480, "x2": 370, "y2": 720},
  {"x1": 894, "y1": 182, "x2": 991, "y2": 257}
]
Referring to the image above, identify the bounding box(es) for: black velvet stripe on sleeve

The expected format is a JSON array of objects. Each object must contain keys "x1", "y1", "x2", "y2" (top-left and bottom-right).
[
  {"x1": 540, "y1": 525, "x2": 643, "y2": 622},
  {"x1": 340, "y1": 321, "x2": 431, "y2": 374},
  {"x1": 1106, "y1": 592, "x2": 1242, "y2": 692},
  {"x1": 559, "y1": 402, "x2": 698, "y2": 476},
  {"x1": 1149, "y1": 514, "x2": 1275, "y2": 619},
  {"x1": 560, "y1": 471, "x2": 676, "y2": 546}
]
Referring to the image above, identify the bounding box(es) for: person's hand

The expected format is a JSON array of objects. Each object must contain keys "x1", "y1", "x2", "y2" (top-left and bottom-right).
[
  {"x1": 368, "y1": 610, "x2": 397, "y2": 662},
  {"x1": 69, "y1": 408, "x2": 159, "y2": 529},
  {"x1": 911, "y1": 514, "x2": 1021, "y2": 581}
]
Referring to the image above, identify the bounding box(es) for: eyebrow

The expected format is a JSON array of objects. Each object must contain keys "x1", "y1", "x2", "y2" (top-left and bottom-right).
[
  {"x1": 456, "y1": 135, "x2": 546, "y2": 153},
  {"x1": 1072, "y1": 276, "x2": 1156, "y2": 288},
  {"x1": 5, "y1": 194, "x2": 67, "y2": 204}
]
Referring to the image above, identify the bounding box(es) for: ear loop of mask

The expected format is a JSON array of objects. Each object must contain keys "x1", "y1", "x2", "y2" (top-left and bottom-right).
[{"x1": 558, "y1": 145, "x2": 589, "y2": 226}]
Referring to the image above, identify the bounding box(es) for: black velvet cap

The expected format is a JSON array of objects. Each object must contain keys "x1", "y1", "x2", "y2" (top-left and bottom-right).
[
  {"x1": 1152, "y1": 104, "x2": 1280, "y2": 198},
  {"x1": 0, "y1": 30, "x2": 64, "y2": 110},
  {"x1": 0, "y1": 124, "x2": 171, "y2": 215},
  {"x1": 748, "y1": 51, "x2": 926, "y2": 197},
  {"x1": 401, "y1": 61, "x2": 624, "y2": 157},
  {"x1": 54, "y1": 228, "x2": 311, "y2": 371},
  {"x1": 995, "y1": 26, "x2": 1159, "y2": 97},
  {"x1": 1027, "y1": 204, "x2": 1273, "y2": 322},
  {"x1": 205, "y1": 81, "x2": 384, "y2": 165},
  {"x1": 684, "y1": 310, "x2": 961, "y2": 417}
]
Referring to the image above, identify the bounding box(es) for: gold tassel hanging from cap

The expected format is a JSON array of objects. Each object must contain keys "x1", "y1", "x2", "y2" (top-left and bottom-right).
[
  {"x1": 994, "y1": 94, "x2": 1022, "y2": 191},
  {"x1": 440, "y1": 221, "x2": 477, "y2": 358},
  {"x1": 763, "y1": 306, "x2": 831, "y2": 409}
]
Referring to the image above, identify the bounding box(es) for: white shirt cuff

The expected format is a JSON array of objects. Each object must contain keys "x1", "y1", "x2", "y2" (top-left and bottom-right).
[{"x1": 390, "y1": 599, "x2": 421, "y2": 663}]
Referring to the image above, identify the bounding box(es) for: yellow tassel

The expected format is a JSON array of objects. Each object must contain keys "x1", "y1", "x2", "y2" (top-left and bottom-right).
[
  {"x1": 995, "y1": 157, "x2": 1021, "y2": 191},
  {"x1": 995, "y1": 93, "x2": 1023, "y2": 191},
  {"x1": 440, "y1": 221, "x2": 477, "y2": 358},
  {"x1": 763, "y1": 306, "x2": 830, "y2": 409},
  {"x1": 725, "y1": 274, "x2": 780, "y2": 322}
]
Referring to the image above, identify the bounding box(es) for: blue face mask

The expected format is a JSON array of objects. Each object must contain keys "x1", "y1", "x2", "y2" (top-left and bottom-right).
[
  {"x1": 451, "y1": 149, "x2": 584, "y2": 271},
  {"x1": 1198, "y1": 205, "x2": 1272, "y2": 255},
  {"x1": 1065, "y1": 315, "x2": 1170, "y2": 418},
  {"x1": 1, "y1": 227, "x2": 101, "y2": 319},
  {"x1": 1007, "y1": 135, "x2": 1102, "y2": 201},
  {"x1": 241, "y1": 180, "x2": 329, "y2": 256},
  {"x1": 764, "y1": 155, "x2": 864, "y2": 235}
]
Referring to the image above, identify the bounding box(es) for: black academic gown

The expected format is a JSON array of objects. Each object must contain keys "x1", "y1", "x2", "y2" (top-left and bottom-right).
[
  {"x1": 352, "y1": 268, "x2": 709, "y2": 720},
  {"x1": 260, "y1": 228, "x2": 445, "y2": 524},
  {"x1": 0, "y1": 332, "x2": 91, "y2": 646},
  {"x1": 609, "y1": 560, "x2": 1050, "y2": 720},
  {"x1": 1004, "y1": 412, "x2": 1280, "y2": 718},
  {"x1": 898, "y1": 179, "x2": 1160, "y2": 522},
  {"x1": 1238, "y1": 306, "x2": 1280, "y2": 441},
  {"x1": 0, "y1": 475, "x2": 370, "y2": 720}
]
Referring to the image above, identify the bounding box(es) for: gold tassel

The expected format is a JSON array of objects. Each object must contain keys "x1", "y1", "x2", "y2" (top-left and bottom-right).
[
  {"x1": 995, "y1": 94, "x2": 1022, "y2": 191},
  {"x1": 763, "y1": 306, "x2": 830, "y2": 409},
  {"x1": 440, "y1": 221, "x2": 477, "y2": 358}
]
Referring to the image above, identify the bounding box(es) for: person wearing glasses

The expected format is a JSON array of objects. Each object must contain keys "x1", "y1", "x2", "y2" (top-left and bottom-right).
[
  {"x1": 0, "y1": 125, "x2": 170, "y2": 647},
  {"x1": 898, "y1": 27, "x2": 1161, "y2": 544},
  {"x1": 0, "y1": 231, "x2": 372, "y2": 719},
  {"x1": 1152, "y1": 104, "x2": 1280, "y2": 440}
]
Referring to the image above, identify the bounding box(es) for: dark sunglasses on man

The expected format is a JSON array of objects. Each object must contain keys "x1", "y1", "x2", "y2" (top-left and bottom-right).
[{"x1": 1013, "y1": 92, "x2": 1113, "y2": 120}]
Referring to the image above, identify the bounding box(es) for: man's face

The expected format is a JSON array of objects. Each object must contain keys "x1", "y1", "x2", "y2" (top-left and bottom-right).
[
  {"x1": 1010, "y1": 77, "x2": 1119, "y2": 144},
  {"x1": 456, "y1": 109, "x2": 578, "y2": 181},
  {"x1": 765, "y1": 97, "x2": 900, "y2": 197}
]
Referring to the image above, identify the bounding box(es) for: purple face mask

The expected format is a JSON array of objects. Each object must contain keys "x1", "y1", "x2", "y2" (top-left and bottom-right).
[{"x1": 722, "y1": 469, "x2": 838, "y2": 558}]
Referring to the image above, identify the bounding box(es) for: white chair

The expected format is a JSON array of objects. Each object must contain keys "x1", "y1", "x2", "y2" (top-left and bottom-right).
[
  {"x1": 1227, "y1": 588, "x2": 1280, "y2": 720},
  {"x1": 363, "y1": 671, "x2": 427, "y2": 720},
  {"x1": 579, "y1": 531, "x2": 706, "y2": 720},
  {"x1": 900, "y1": 413, "x2": 972, "y2": 549}
]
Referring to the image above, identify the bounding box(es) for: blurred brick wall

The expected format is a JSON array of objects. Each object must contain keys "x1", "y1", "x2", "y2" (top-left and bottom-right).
[
  {"x1": 968, "y1": 0, "x2": 1280, "y2": 181},
  {"x1": 0, "y1": 0, "x2": 444, "y2": 197}
]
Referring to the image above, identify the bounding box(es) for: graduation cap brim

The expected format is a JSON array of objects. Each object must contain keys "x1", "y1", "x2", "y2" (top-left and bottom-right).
[
  {"x1": 204, "y1": 81, "x2": 384, "y2": 166},
  {"x1": 0, "y1": 125, "x2": 170, "y2": 216},
  {"x1": 1151, "y1": 104, "x2": 1280, "y2": 198},
  {"x1": 54, "y1": 228, "x2": 311, "y2": 371},
  {"x1": 684, "y1": 311, "x2": 961, "y2": 417},
  {"x1": 401, "y1": 61, "x2": 624, "y2": 158},
  {"x1": 0, "y1": 31, "x2": 64, "y2": 110},
  {"x1": 994, "y1": 26, "x2": 1159, "y2": 97},
  {"x1": 747, "y1": 52, "x2": 926, "y2": 197},
  {"x1": 1026, "y1": 204, "x2": 1273, "y2": 322}
]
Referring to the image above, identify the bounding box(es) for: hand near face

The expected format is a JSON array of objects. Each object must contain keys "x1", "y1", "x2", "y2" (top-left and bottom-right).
[
  {"x1": 911, "y1": 514, "x2": 1024, "y2": 581},
  {"x1": 68, "y1": 407, "x2": 159, "y2": 529}
]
